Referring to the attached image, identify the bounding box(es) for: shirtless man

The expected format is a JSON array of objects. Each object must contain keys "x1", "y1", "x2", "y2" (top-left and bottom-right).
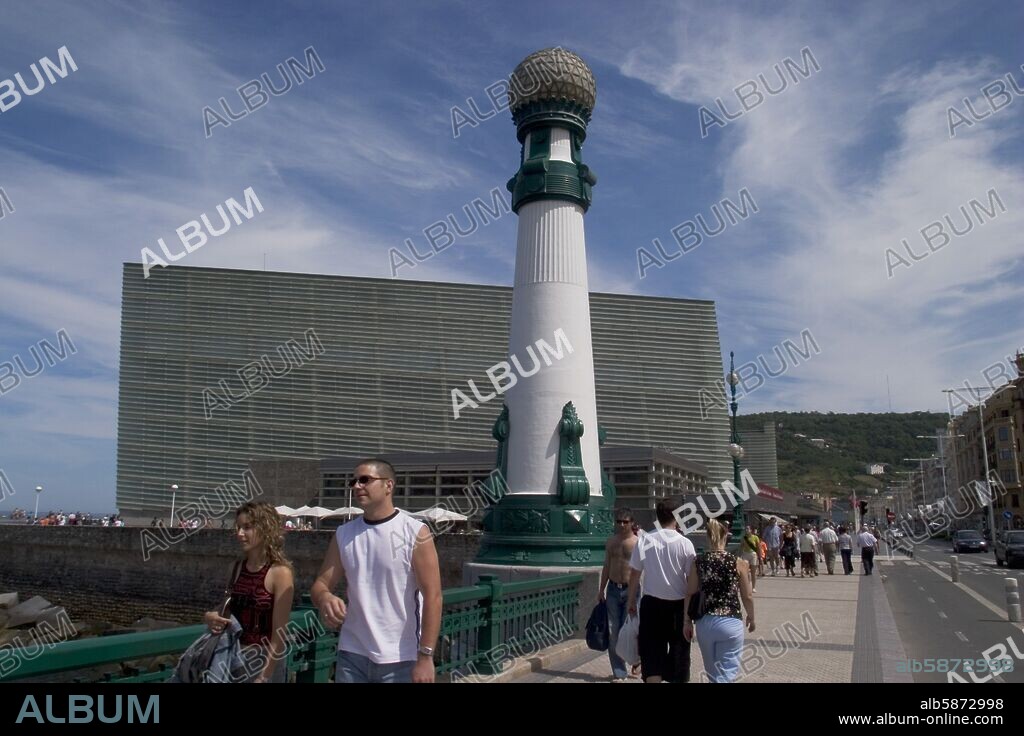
[{"x1": 599, "y1": 508, "x2": 639, "y2": 681}]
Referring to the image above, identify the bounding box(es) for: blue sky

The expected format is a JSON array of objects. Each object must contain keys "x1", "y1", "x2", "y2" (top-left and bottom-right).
[{"x1": 1, "y1": 0, "x2": 1022, "y2": 513}]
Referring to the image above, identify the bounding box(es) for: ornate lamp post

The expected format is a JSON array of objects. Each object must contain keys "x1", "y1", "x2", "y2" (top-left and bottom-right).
[
  {"x1": 33, "y1": 485, "x2": 43, "y2": 524},
  {"x1": 473, "y1": 48, "x2": 613, "y2": 567},
  {"x1": 726, "y1": 352, "x2": 746, "y2": 545},
  {"x1": 169, "y1": 484, "x2": 178, "y2": 526}
]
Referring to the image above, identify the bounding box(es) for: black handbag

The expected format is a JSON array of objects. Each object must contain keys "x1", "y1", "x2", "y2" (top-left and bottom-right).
[
  {"x1": 585, "y1": 601, "x2": 609, "y2": 651},
  {"x1": 687, "y1": 589, "x2": 705, "y2": 622},
  {"x1": 218, "y1": 560, "x2": 244, "y2": 618}
]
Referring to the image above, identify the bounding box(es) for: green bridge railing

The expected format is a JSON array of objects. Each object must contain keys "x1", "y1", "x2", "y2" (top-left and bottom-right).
[{"x1": 0, "y1": 574, "x2": 582, "y2": 683}]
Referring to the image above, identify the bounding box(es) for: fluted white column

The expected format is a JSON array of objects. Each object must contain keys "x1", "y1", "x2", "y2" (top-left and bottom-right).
[{"x1": 505, "y1": 184, "x2": 602, "y2": 497}]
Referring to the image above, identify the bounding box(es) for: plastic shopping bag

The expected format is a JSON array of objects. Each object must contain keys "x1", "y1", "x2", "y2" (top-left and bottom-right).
[{"x1": 615, "y1": 614, "x2": 640, "y2": 666}]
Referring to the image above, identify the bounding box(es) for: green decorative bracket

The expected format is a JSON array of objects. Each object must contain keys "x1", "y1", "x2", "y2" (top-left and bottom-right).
[
  {"x1": 492, "y1": 404, "x2": 509, "y2": 482},
  {"x1": 558, "y1": 401, "x2": 590, "y2": 505},
  {"x1": 481, "y1": 405, "x2": 509, "y2": 533}
]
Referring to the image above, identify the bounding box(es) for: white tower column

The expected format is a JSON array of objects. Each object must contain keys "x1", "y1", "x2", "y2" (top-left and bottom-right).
[{"x1": 506, "y1": 190, "x2": 601, "y2": 496}]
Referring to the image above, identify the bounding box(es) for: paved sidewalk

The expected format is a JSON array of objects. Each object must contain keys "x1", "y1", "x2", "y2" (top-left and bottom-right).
[{"x1": 516, "y1": 562, "x2": 911, "y2": 683}]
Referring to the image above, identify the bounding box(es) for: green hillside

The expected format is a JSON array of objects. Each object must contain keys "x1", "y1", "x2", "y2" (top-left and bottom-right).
[{"x1": 739, "y1": 411, "x2": 949, "y2": 496}]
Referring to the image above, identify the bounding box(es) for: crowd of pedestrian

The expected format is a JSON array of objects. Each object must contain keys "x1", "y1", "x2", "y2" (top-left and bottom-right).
[
  {"x1": 756, "y1": 518, "x2": 882, "y2": 579},
  {"x1": 7, "y1": 508, "x2": 124, "y2": 526},
  {"x1": 599, "y1": 507, "x2": 884, "y2": 684}
]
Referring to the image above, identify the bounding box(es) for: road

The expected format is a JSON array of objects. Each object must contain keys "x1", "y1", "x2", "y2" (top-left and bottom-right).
[{"x1": 879, "y1": 539, "x2": 1024, "y2": 683}]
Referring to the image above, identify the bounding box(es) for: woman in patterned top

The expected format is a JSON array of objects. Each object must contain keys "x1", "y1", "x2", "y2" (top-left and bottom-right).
[
  {"x1": 683, "y1": 518, "x2": 755, "y2": 682},
  {"x1": 203, "y1": 502, "x2": 294, "y2": 682}
]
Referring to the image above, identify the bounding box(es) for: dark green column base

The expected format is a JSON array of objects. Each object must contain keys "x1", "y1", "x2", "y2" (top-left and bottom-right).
[{"x1": 476, "y1": 493, "x2": 614, "y2": 566}]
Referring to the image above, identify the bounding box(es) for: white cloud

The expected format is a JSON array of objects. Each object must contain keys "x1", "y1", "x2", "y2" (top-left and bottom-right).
[{"x1": 615, "y1": 3, "x2": 1024, "y2": 413}]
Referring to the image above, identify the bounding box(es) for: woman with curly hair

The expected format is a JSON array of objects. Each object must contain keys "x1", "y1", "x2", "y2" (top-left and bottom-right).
[{"x1": 203, "y1": 502, "x2": 294, "y2": 683}]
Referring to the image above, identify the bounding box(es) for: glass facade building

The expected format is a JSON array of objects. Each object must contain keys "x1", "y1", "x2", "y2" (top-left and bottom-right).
[
  {"x1": 117, "y1": 264, "x2": 732, "y2": 518},
  {"x1": 737, "y1": 421, "x2": 780, "y2": 488}
]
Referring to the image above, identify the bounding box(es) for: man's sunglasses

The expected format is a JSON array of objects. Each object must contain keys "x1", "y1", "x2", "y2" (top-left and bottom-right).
[{"x1": 349, "y1": 475, "x2": 386, "y2": 487}]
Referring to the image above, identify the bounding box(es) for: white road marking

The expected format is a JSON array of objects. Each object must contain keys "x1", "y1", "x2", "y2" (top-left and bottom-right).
[
  {"x1": 955, "y1": 631, "x2": 969, "y2": 642},
  {"x1": 938, "y1": 611, "x2": 948, "y2": 619},
  {"x1": 913, "y1": 555, "x2": 1024, "y2": 633},
  {"x1": 927, "y1": 597, "x2": 936, "y2": 604}
]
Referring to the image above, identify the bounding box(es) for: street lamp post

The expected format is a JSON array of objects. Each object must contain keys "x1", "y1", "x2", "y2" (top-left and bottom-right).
[
  {"x1": 978, "y1": 407, "x2": 995, "y2": 539},
  {"x1": 726, "y1": 352, "x2": 745, "y2": 546},
  {"x1": 890, "y1": 482, "x2": 911, "y2": 517},
  {"x1": 893, "y1": 470, "x2": 919, "y2": 530},
  {"x1": 904, "y1": 457, "x2": 938, "y2": 507},
  {"x1": 918, "y1": 431, "x2": 964, "y2": 531},
  {"x1": 170, "y1": 484, "x2": 178, "y2": 526},
  {"x1": 917, "y1": 433, "x2": 958, "y2": 502},
  {"x1": 1009, "y1": 417, "x2": 1021, "y2": 530},
  {"x1": 33, "y1": 485, "x2": 42, "y2": 524}
]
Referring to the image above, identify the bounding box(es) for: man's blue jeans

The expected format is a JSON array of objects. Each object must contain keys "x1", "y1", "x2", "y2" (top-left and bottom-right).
[
  {"x1": 605, "y1": 581, "x2": 629, "y2": 678},
  {"x1": 335, "y1": 650, "x2": 415, "y2": 683}
]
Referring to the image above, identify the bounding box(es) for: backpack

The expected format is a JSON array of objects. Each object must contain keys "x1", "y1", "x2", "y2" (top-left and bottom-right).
[
  {"x1": 169, "y1": 616, "x2": 257, "y2": 683},
  {"x1": 169, "y1": 560, "x2": 254, "y2": 683},
  {"x1": 585, "y1": 601, "x2": 609, "y2": 652}
]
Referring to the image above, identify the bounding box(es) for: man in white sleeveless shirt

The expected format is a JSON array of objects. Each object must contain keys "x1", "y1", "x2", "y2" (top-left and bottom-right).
[{"x1": 311, "y1": 458, "x2": 442, "y2": 683}]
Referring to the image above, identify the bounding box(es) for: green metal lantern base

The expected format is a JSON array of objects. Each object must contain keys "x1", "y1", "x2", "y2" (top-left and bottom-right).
[
  {"x1": 728, "y1": 505, "x2": 745, "y2": 553},
  {"x1": 475, "y1": 493, "x2": 614, "y2": 566}
]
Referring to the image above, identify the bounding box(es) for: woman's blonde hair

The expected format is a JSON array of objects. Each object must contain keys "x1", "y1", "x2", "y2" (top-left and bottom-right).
[
  {"x1": 236, "y1": 502, "x2": 292, "y2": 570},
  {"x1": 706, "y1": 518, "x2": 728, "y2": 551}
]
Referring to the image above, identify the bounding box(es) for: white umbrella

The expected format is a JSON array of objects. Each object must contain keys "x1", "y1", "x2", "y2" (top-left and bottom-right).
[
  {"x1": 304, "y1": 506, "x2": 345, "y2": 519},
  {"x1": 320, "y1": 506, "x2": 364, "y2": 518},
  {"x1": 412, "y1": 507, "x2": 469, "y2": 522},
  {"x1": 275, "y1": 505, "x2": 298, "y2": 516},
  {"x1": 291, "y1": 505, "x2": 313, "y2": 517}
]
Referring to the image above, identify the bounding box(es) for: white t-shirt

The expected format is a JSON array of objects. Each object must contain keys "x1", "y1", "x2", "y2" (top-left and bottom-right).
[
  {"x1": 818, "y1": 527, "x2": 839, "y2": 544},
  {"x1": 336, "y1": 509, "x2": 427, "y2": 664},
  {"x1": 628, "y1": 527, "x2": 695, "y2": 601},
  {"x1": 857, "y1": 531, "x2": 877, "y2": 550},
  {"x1": 799, "y1": 533, "x2": 816, "y2": 553}
]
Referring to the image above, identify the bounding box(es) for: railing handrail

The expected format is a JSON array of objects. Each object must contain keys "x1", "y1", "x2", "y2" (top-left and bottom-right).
[
  {"x1": 441, "y1": 573, "x2": 581, "y2": 604},
  {"x1": 499, "y1": 573, "x2": 583, "y2": 596},
  {"x1": 0, "y1": 609, "x2": 322, "y2": 682},
  {"x1": 440, "y1": 587, "x2": 492, "y2": 605},
  {"x1": 1, "y1": 574, "x2": 584, "y2": 682}
]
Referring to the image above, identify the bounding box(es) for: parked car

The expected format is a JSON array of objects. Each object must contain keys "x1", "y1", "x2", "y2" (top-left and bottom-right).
[
  {"x1": 952, "y1": 529, "x2": 987, "y2": 553},
  {"x1": 994, "y1": 530, "x2": 1024, "y2": 568}
]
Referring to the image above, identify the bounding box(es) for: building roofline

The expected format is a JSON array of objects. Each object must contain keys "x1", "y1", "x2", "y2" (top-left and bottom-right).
[{"x1": 122, "y1": 262, "x2": 718, "y2": 306}]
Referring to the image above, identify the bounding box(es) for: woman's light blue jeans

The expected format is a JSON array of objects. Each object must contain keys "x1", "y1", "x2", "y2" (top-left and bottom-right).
[{"x1": 695, "y1": 615, "x2": 744, "y2": 683}]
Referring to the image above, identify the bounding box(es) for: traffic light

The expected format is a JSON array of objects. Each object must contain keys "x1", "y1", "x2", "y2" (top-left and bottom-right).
[{"x1": 859, "y1": 500, "x2": 868, "y2": 516}]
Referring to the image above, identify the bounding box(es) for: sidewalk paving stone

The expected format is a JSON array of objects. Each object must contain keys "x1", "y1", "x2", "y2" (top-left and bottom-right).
[{"x1": 512, "y1": 566, "x2": 908, "y2": 683}]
